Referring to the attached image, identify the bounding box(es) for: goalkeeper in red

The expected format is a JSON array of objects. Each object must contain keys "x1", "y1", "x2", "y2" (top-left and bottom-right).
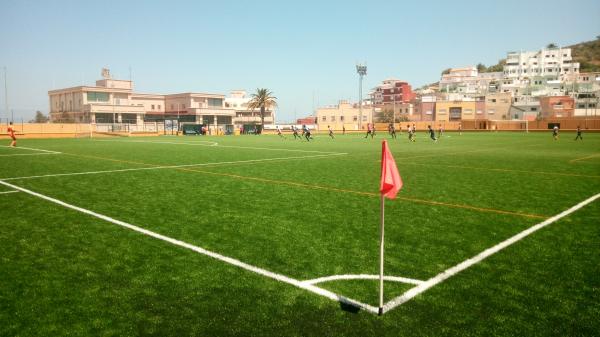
[{"x1": 7, "y1": 122, "x2": 17, "y2": 147}]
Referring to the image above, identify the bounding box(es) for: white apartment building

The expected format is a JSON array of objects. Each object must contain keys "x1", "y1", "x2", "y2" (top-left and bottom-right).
[
  {"x1": 503, "y1": 47, "x2": 579, "y2": 80},
  {"x1": 224, "y1": 90, "x2": 275, "y2": 127},
  {"x1": 440, "y1": 67, "x2": 503, "y2": 95}
]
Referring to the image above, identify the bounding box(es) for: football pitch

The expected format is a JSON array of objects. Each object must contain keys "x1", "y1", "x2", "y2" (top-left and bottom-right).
[{"x1": 1, "y1": 131, "x2": 599, "y2": 336}]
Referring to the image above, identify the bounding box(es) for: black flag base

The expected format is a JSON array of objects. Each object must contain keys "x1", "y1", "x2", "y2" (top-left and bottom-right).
[{"x1": 378, "y1": 307, "x2": 383, "y2": 316}]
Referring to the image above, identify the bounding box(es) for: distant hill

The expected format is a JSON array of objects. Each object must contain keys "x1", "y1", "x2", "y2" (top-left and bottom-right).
[
  {"x1": 474, "y1": 37, "x2": 600, "y2": 74},
  {"x1": 570, "y1": 38, "x2": 600, "y2": 72}
]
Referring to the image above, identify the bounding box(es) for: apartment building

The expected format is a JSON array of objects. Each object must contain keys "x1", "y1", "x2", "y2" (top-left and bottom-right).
[
  {"x1": 503, "y1": 47, "x2": 579, "y2": 81},
  {"x1": 371, "y1": 79, "x2": 415, "y2": 106},
  {"x1": 316, "y1": 100, "x2": 373, "y2": 130},
  {"x1": 224, "y1": 90, "x2": 275, "y2": 127}
]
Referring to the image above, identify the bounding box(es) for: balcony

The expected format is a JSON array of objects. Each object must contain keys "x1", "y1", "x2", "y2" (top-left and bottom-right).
[
  {"x1": 85, "y1": 103, "x2": 146, "y2": 114},
  {"x1": 187, "y1": 107, "x2": 236, "y2": 116}
]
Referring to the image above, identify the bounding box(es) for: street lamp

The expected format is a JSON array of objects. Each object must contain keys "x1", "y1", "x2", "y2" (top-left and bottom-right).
[{"x1": 356, "y1": 64, "x2": 367, "y2": 129}]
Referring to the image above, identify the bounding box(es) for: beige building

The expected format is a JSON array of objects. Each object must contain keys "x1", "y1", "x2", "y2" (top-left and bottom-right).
[
  {"x1": 316, "y1": 100, "x2": 374, "y2": 130},
  {"x1": 48, "y1": 69, "x2": 246, "y2": 132},
  {"x1": 484, "y1": 92, "x2": 513, "y2": 120},
  {"x1": 435, "y1": 100, "x2": 477, "y2": 122}
]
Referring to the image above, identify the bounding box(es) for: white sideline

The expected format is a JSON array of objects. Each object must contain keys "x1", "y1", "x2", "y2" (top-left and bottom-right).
[
  {"x1": 94, "y1": 139, "x2": 219, "y2": 147},
  {"x1": 1, "y1": 153, "x2": 347, "y2": 181},
  {"x1": 303, "y1": 274, "x2": 424, "y2": 286},
  {"x1": 5, "y1": 146, "x2": 61, "y2": 154},
  {"x1": 0, "y1": 190, "x2": 18, "y2": 195},
  {"x1": 93, "y1": 139, "x2": 344, "y2": 154},
  {"x1": 383, "y1": 192, "x2": 600, "y2": 314},
  {"x1": 0, "y1": 179, "x2": 379, "y2": 315},
  {"x1": 0, "y1": 152, "x2": 58, "y2": 157}
]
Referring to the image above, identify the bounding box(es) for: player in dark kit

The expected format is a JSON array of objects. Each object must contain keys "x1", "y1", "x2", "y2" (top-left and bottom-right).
[
  {"x1": 292, "y1": 126, "x2": 301, "y2": 139},
  {"x1": 574, "y1": 126, "x2": 583, "y2": 141},
  {"x1": 304, "y1": 126, "x2": 312, "y2": 141},
  {"x1": 389, "y1": 123, "x2": 397, "y2": 139},
  {"x1": 428, "y1": 125, "x2": 437, "y2": 142},
  {"x1": 552, "y1": 126, "x2": 559, "y2": 140},
  {"x1": 364, "y1": 123, "x2": 374, "y2": 139}
]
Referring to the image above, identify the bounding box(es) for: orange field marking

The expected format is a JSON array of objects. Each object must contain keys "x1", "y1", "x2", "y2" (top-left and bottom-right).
[
  {"x1": 61, "y1": 151, "x2": 548, "y2": 219},
  {"x1": 177, "y1": 167, "x2": 547, "y2": 219},
  {"x1": 400, "y1": 162, "x2": 600, "y2": 179},
  {"x1": 569, "y1": 153, "x2": 600, "y2": 163}
]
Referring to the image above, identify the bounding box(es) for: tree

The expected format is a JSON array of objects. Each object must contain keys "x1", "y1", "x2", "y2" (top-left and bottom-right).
[
  {"x1": 441, "y1": 68, "x2": 451, "y2": 75},
  {"x1": 476, "y1": 63, "x2": 487, "y2": 73},
  {"x1": 246, "y1": 88, "x2": 277, "y2": 134},
  {"x1": 30, "y1": 110, "x2": 49, "y2": 123},
  {"x1": 546, "y1": 43, "x2": 558, "y2": 49}
]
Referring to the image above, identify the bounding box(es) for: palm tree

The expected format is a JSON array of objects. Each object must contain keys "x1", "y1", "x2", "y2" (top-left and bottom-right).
[{"x1": 246, "y1": 88, "x2": 277, "y2": 134}]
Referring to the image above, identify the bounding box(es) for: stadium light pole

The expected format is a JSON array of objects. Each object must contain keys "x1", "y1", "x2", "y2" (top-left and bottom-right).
[
  {"x1": 356, "y1": 64, "x2": 367, "y2": 129},
  {"x1": 3, "y1": 66, "x2": 8, "y2": 123}
]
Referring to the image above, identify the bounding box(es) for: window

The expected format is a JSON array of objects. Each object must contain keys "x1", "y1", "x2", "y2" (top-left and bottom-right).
[
  {"x1": 340, "y1": 116, "x2": 344, "y2": 121},
  {"x1": 353, "y1": 116, "x2": 358, "y2": 121},
  {"x1": 578, "y1": 104, "x2": 585, "y2": 108},
  {"x1": 151, "y1": 104, "x2": 155, "y2": 110},
  {"x1": 330, "y1": 116, "x2": 336, "y2": 122},
  {"x1": 86, "y1": 92, "x2": 109, "y2": 102},
  {"x1": 362, "y1": 116, "x2": 367, "y2": 121},
  {"x1": 207, "y1": 98, "x2": 223, "y2": 107},
  {"x1": 158, "y1": 105, "x2": 161, "y2": 110},
  {"x1": 530, "y1": 107, "x2": 537, "y2": 111},
  {"x1": 322, "y1": 116, "x2": 326, "y2": 122}
]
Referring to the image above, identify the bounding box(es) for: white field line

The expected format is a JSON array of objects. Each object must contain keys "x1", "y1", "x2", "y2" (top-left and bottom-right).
[
  {"x1": 303, "y1": 274, "x2": 424, "y2": 286},
  {"x1": 0, "y1": 190, "x2": 18, "y2": 195},
  {"x1": 94, "y1": 139, "x2": 219, "y2": 147},
  {"x1": 93, "y1": 139, "x2": 344, "y2": 154},
  {"x1": 0, "y1": 152, "x2": 59, "y2": 157},
  {"x1": 383, "y1": 192, "x2": 600, "y2": 314},
  {"x1": 5, "y1": 146, "x2": 62, "y2": 154},
  {"x1": 1, "y1": 153, "x2": 347, "y2": 181},
  {"x1": 0, "y1": 179, "x2": 379, "y2": 315}
]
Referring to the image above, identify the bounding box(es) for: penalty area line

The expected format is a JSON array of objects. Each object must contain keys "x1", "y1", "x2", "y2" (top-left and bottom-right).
[
  {"x1": 0, "y1": 179, "x2": 378, "y2": 315},
  {"x1": 382, "y1": 192, "x2": 600, "y2": 314}
]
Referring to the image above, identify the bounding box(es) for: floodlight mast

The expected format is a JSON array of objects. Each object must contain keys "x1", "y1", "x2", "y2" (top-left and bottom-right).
[{"x1": 356, "y1": 64, "x2": 367, "y2": 129}]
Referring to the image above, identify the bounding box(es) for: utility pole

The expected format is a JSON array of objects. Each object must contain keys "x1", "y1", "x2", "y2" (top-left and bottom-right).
[{"x1": 356, "y1": 64, "x2": 367, "y2": 129}]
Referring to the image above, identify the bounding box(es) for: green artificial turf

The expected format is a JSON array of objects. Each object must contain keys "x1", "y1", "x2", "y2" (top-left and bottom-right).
[{"x1": 1, "y1": 131, "x2": 598, "y2": 336}]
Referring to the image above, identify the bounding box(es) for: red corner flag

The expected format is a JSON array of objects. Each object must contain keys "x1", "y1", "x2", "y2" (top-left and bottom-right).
[{"x1": 379, "y1": 140, "x2": 402, "y2": 199}]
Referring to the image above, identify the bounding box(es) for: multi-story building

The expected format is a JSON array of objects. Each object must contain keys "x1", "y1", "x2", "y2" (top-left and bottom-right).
[
  {"x1": 503, "y1": 47, "x2": 579, "y2": 81},
  {"x1": 434, "y1": 99, "x2": 476, "y2": 122},
  {"x1": 411, "y1": 96, "x2": 436, "y2": 122},
  {"x1": 316, "y1": 100, "x2": 374, "y2": 130},
  {"x1": 371, "y1": 79, "x2": 415, "y2": 106},
  {"x1": 539, "y1": 96, "x2": 575, "y2": 118},
  {"x1": 49, "y1": 70, "x2": 241, "y2": 131},
  {"x1": 484, "y1": 92, "x2": 513, "y2": 120},
  {"x1": 224, "y1": 90, "x2": 275, "y2": 128}
]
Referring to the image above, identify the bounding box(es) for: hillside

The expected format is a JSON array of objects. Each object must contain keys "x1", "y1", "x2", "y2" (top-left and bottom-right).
[{"x1": 570, "y1": 38, "x2": 600, "y2": 72}]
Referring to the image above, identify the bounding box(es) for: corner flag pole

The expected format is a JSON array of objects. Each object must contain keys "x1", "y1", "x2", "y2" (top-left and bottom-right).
[
  {"x1": 378, "y1": 139, "x2": 402, "y2": 316},
  {"x1": 379, "y1": 194, "x2": 385, "y2": 316}
]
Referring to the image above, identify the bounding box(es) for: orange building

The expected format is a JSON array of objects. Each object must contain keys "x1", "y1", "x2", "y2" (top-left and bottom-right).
[{"x1": 539, "y1": 96, "x2": 574, "y2": 118}]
